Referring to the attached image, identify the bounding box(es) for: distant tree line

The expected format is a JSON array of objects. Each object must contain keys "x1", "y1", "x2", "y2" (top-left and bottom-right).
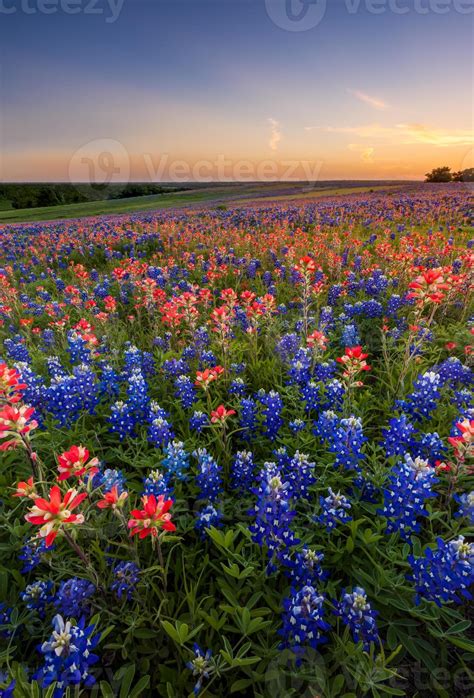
[
  {"x1": 0, "y1": 183, "x2": 188, "y2": 210},
  {"x1": 425, "y1": 167, "x2": 474, "y2": 183}
]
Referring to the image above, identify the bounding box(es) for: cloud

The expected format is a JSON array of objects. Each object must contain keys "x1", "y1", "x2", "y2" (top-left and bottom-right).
[
  {"x1": 314, "y1": 123, "x2": 474, "y2": 147},
  {"x1": 348, "y1": 144, "x2": 375, "y2": 163},
  {"x1": 348, "y1": 89, "x2": 388, "y2": 111},
  {"x1": 268, "y1": 118, "x2": 281, "y2": 151}
]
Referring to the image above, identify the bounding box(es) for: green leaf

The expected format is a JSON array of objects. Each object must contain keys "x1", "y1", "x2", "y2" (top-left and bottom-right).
[
  {"x1": 161, "y1": 621, "x2": 180, "y2": 644},
  {"x1": 231, "y1": 679, "x2": 255, "y2": 692},
  {"x1": 119, "y1": 664, "x2": 136, "y2": 698},
  {"x1": 445, "y1": 620, "x2": 471, "y2": 635},
  {"x1": 129, "y1": 675, "x2": 151, "y2": 698},
  {"x1": 100, "y1": 680, "x2": 116, "y2": 697}
]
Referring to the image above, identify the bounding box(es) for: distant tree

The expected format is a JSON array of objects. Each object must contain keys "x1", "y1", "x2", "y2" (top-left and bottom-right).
[
  {"x1": 452, "y1": 168, "x2": 474, "y2": 182},
  {"x1": 425, "y1": 166, "x2": 452, "y2": 183}
]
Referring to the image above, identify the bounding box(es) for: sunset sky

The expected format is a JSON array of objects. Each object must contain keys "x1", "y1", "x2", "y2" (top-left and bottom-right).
[{"x1": 1, "y1": 0, "x2": 472, "y2": 182}]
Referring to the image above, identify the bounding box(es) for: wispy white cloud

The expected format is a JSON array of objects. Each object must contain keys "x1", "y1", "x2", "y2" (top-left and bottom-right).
[
  {"x1": 308, "y1": 123, "x2": 474, "y2": 147},
  {"x1": 348, "y1": 89, "x2": 388, "y2": 111},
  {"x1": 348, "y1": 144, "x2": 375, "y2": 163},
  {"x1": 268, "y1": 118, "x2": 281, "y2": 151}
]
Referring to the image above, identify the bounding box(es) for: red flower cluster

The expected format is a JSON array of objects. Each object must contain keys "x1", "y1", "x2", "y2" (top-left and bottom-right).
[
  {"x1": 337, "y1": 346, "x2": 371, "y2": 387},
  {"x1": 25, "y1": 485, "x2": 87, "y2": 546},
  {"x1": 57, "y1": 445, "x2": 100, "y2": 482},
  {"x1": 128, "y1": 494, "x2": 176, "y2": 539}
]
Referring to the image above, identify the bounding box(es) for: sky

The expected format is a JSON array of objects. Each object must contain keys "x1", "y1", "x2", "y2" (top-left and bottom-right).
[{"x1": 0, "y1": 0, "x2": 473, "y2": 182}]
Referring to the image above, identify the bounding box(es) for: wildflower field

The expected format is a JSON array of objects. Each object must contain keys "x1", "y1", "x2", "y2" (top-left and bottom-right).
[{"x1": 0, "y1": 185, "x2": 472, "y2": 697}]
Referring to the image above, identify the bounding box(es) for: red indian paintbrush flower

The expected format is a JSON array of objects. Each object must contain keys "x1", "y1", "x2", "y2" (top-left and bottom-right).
[
  {"x1": 0, "y1": 404, "x2": 38, "y2": 450},
  {"x1": 25, "y1": 485, "x2": 87, "y2": 546},
  {"x1": 336, "y1": 346, "x2": 371, "y2": 387},
  {"x1": 210, "y1": 404, "x2": 236, "y2": 424},
  {"x1": 0, "y1": 363, "x2": 26, "y2": 404},
  {"x1": 128, "y1": 494, "x2": 176, "y2": 539},
  {"x1": 97, "y1": 485, "x2": 128, "y2": 510},
  {"x1": 195, "y1": 366, "x2": 224, "y2": 390},
  {"x1": 448, "y1": 418, "x2": 474, "y2": 460},
  {"x1": 13, "y1": 476, "x2": 37, "y2": 499},
  {"x1": 57, "y1": 445, "x2": 100, "y2": 482},
  {"x1": 407, "y1": 267, "x2": 450, "y2": 305}
]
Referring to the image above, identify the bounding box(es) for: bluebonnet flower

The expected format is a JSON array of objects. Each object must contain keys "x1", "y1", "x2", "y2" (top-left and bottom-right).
[
  {"x1": 21, "y1": 580, "x2": 54, "y2": 617},
  {"x1": 229, "y1": 377, "x2": 246, "y2": 396},
  {"x1": 109, "y1": 401, "x2": 136, "y2": 440},
  {"x1": 186, "y1": 644, "x2": 213, "y2": 696},
  {"x1": 250, "y1": 463, "x2": 298, "y2": 573},
  {"x1": 285, "y1": 547, "x2": 327, "y2": 587},
  {"x1": 454, "y1": 491, "x2": 474, "y2": 524},
  {"x1": 319, "y1": 306, "x2": 334, "y2": 332},
  {"x1": 333, "y1": 417, "x2": 366, "y2": 471},
  {"x1": 34, "y1": 614, "x2": 101, "y2": 698},
  {"x1": 341, "y1": 323, "x2": 360, "y2": 347},
  {"x1": 73, "y1": 363, "x2": 100, "y2": 414},
  {"x1": 142, "y1": 469, "x2": 172, "y2": 497},
  {"x1": 316, "y1": 488, "x2": 352, "y2": 531},
  {"x1": 328, "y1": 284, "x2": 343, "y2": 306},
  {"x1": 361, "y1": 299, "x2": 383, "y2": 318},
  {"x1": 280, "y1": 586, "x2": 329, "y2": 654},
  {"x1": 66, "y1": 330, "x2": 91, "y2": 364},
  {"x1": 287, "y1": 348, "x2": 312, "y2": 386},
  {"x1": 285, "y1": 451, "x2": 316, "y2": 500},
  {"x1": 174, "y1": 375, "x2": 197, "y2": 409},
  {"x1": 127, "y1": 367, "x2": 149, "y2": 415},
  {"x1": 382, "y1": 414, "x2": 416, "y2": 458},
  {"x1": 45, "y1": 375, "x2": 81, "y2": 426},
  {"x1": 189, "y1": 410, "x2": 208, "y2": 433},
  {"x1": 399, "y1": 371, "x2": 442, "y2": 422},
  {"x1": 54, "y1": 578, "x2": 95, "y2": 618},
  {"x1": 275, "y1": 333, "x2": 300, "y2": 362},
  {"x1": 289, "y1": 418, "x2": 306, "y2": 433},
  {"x1": 316, "y1": 413, "x2": 366, "y2": 472},
  {"x1": 110, "y1": 561, "x2": 140, "y2": 601},
  {"x1": 162, "y1": 440, "x2": 190, "y2": 481},
  {"x1": 195, "y1": 504, "x2": 223, "y2": 538},
  {"x1": 379, "y1": 454, "x2": 438, "y2": 539},
  {"x1": 0, "y1": 676, "x2": 15, "y2": 697},
  {"x1": 0, "y1": 604, "x2": 13, "y2": 638},
  {"x1": 313, "y1": 360, "x2": 337, "y2": 382},
  {"x1": 98, "y1": 363, "x2": 121, "y2": 399},
  {"x1": 300, "y1": 380, "x2": 321, "y2": 414},
  {"x1": 194, "y1": 449, "x2": 222, "y2": 502},
  {"x1": 239, "y1": 397, "x2": 258, "y2": 438},
  {"x1": 14, "y1": 362, "x2": 46, "y2": 413},
  {"x1": 412, "y1": 431, "x2": 446, "y2": 464},
  {"x1": 147, "y1": 402, "x2": 174, "y2": 447},
  {"x1": 47, "y1": 356, "x2": 68, "y2": 379},
  {"x1": 334, "y1": 587, "x2": 378, "y2": 650},
  {"x1": 4, "y1": 335, "x2": 31, "y2": 363},
  {"x1": 18, "y1": 537, "x2": 51, "y2": 573},
  {"x1": 163, "y1": 357, "x2": 188, "y2": 379},
  {"x1": 408, "y1": 536, "x2": 474, "y2": 606},
  {"x1": 258, "y1": 389, "x2": 283, "y2": 440},
  {"x1": 95, "y1": 468, "x2": 126, "y2": 494},
  {"x1": 231, "y1": 450, "x2": 255, "y2": 490},
  {"x1": 437, "y1": 357, "x2": 472, "y2": 388},
  {"x1": 322, "y1": 379, "x2": 345, "y2": 413}
]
